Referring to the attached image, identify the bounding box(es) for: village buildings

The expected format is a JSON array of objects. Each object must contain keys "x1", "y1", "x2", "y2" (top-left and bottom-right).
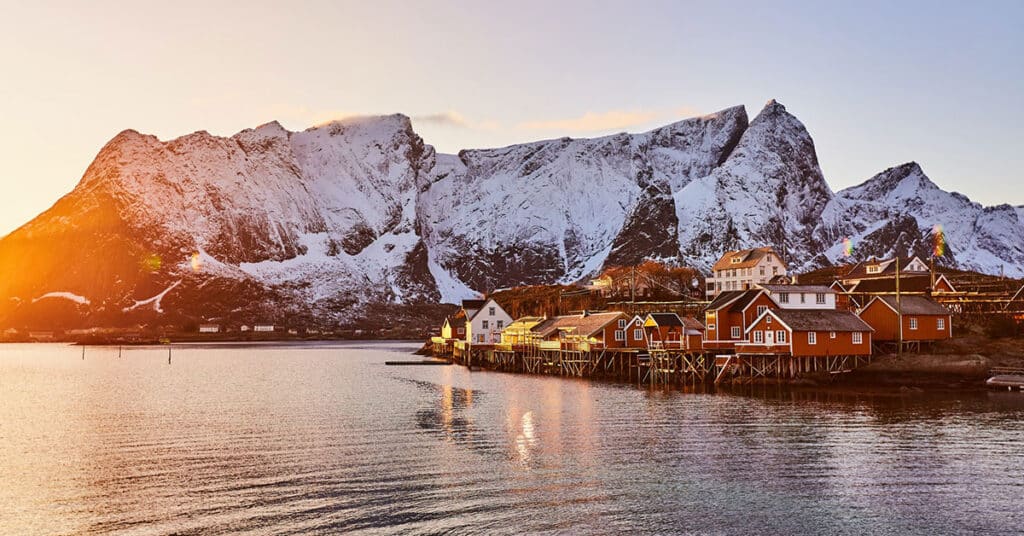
[
  {"x1": 705, "y1": 247, "x2": 787, "y2": 298},
  {"x1": 737, "y1": 309, "x2": 873, "y2": 357},
  {"x1": 857, "y1": 295, "x2": 953, "y2": 343},
  {"x1": 432, "y1": 245, "x2": 965, "y2": 376}
]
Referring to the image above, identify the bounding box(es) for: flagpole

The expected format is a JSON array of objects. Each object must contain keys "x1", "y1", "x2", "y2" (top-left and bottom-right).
[{"x1": 896, "y1": 256, "x2": 902, "y2": 359}]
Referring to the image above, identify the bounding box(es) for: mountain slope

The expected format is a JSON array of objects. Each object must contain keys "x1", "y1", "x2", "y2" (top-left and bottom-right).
[{"x1": 0, "y1": 100, "x2": 1021, "y2": 330}]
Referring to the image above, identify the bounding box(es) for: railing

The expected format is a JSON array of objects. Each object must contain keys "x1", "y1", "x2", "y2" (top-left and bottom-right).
[{"x1": 990, "y1": 366, "x2": 1024, "y2": 376}]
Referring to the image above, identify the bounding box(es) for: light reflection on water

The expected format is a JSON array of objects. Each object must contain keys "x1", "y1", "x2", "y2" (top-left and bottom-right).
[{"x1": 1, "y1": 342, "x2": 1023, "y2": 534}]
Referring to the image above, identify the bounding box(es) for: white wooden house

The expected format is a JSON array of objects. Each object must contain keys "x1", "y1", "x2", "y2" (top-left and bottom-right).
[{"x1": 464, "y1": 298, "x2": 513, "y2": 344}]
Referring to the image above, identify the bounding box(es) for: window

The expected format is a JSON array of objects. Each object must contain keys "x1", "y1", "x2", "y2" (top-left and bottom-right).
[
  {"x1": 800, "y1": 293, "x2": 806, "y2": 304},
  {"x1": 731, "y1": 326, "x2": 741, "y2": 339},
  {"x1": 808, "y1": 332, "x2": 816, "y2": 345},
  {"x1": 457, "y1": 327, "x2": 465, "y2": 335},
  {"x1": 867, "y1": 265, "x2": 881, "y2": 274},
  {"x1": 731, "y1": 257, "x2": 741, "y2": 264},
  {"x1": 708, "y1": 323, "x2": 716, "y2": 331},
  {"x1": 615, "y1": 330, "x2": 625, "y2": 341},
  {"x1": 830, "y1": 331, "x2": 837, "y2": 339},
  {"x1": 816, "y1": 293, "x2": 826, "y2": 304},
  {"x1": 766, "y1": 316, "x2": 772, "y2": 324},
  {"x1": 756, "y1": 305, "x2": 768, "y2": 317},
  {"x1": 482, "y1": 320, "x2": 489, "y2": 329},
  {"x1": 489, "y1": 307, "x2": 495, "y2": 316},
  {"x1": 937, "y1": 318, "x2": 945, "y2": 330},
  {"x1": 497, "y1": 320, "x2": 504, "y2": 330},
  {"x1": 634, "y1": 329, "x2": 643, "y2": 340},
  {"x1": 776, "y1": 330, "x2": 787, "y2": 343},
  {"x1": 716, "y1": 282, "x2": 722, "y2": 291},
  {"x1": 618, "y1": 319, "x2": 627, "y2": 328},
  {"x1": 760, "y1": 266, "x2": 765, "y2": 276},
  {"x1": 773, "y1": 266, "x2": 779, "y2": 275},
  {"x1": 853, "y1": 332, "x2": 863, "y2": 344},
  {"x1": 754, "y1": 330, "x2": 764, "y2": 343},
  {"x1": 779, "y1": 293, "x2": 789, "y2": 304},
  {"x1": 909, "y1": 317, "x2": 918, "y2": 330}
]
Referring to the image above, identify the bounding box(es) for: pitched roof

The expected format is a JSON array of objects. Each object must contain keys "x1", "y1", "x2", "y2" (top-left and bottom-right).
[
  {"x1": 647, "y1": 313, "x2": 684, "y2": 327},
  {"x1": 873, "y1": 295, "x2": 951, "y2": 316},
  {"x1": 531, "y1": 311, "x2": 625, "y2": 339},
  {"x1": 767, "y1": 309, "x2": 874, "y2": 332},
  {"x1": 844, "y1": 256, "x2": 929, "y2": 280},
  {"x1": 681, "y1": 316, "x2": 706, "y2": 332},
  {"x1": 848, "y1": 276, "x2": 934, "y2": 294},
  {"x1": 705, "y1": 290, "x2": 747, "y2": 311},
  {"x1": 727, "y1": 289, "x2": 766, "y2": 312},
  {"x1": 711, "y1": 247, "x2": 781, "y2": 271}
]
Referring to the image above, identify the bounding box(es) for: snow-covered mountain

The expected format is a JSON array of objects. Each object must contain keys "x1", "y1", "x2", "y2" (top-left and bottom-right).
[
  {"x1": 0, "y1": 100, "x2": 1020, "y2": 329},
  {"x1": 818, "y1": 162, "x2": 1024, "y2": 276}
]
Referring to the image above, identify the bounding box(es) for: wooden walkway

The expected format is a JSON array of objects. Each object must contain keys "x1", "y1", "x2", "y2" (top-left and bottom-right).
[{"x1": 434, "y1": 341, "x2": 872, "y2": 387}]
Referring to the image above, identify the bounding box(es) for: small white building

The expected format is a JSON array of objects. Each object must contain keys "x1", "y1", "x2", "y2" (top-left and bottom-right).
[
  {"x1": 463, "y1": 298, "x2": 513, "y2": 344},
  {"x1": 198, "y1": 324, "x2": 221, "y2": 333},
  {"x1": 254, "y1": 324, "x2": 275, "y2": 332}
]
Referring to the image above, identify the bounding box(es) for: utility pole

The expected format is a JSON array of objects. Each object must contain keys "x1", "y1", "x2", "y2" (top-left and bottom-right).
[
  {"x1": 896, "y1": 256, "x2": 903, "y2": 359},
  {"x1": 631, "y1": 265, "x2": 636, "y2": 304}
]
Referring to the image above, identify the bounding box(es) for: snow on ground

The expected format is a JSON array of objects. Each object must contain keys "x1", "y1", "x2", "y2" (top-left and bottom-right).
[
  {"x1": 32, "y1": 292, "x2": 90, "y2": 305},
  {"x1": 123, "y1": 280, "x2": 181, "y2": 313}
]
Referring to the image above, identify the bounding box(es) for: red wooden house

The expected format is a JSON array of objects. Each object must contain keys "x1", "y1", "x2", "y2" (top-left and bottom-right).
[
  {"x1": 857, "y1": 296, "x2": 952, "y2": 342},
  {"x1": 703, "y1": 289, "x2": 778, "y2": 351},
  {"x1": 737, "y1": 309, "x2": 873, "y2": 357}
]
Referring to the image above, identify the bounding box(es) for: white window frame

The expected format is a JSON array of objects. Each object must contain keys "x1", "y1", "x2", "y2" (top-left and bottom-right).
[
  {"x1": 757, "y1": 305, "x2": 768, "y2": 317},
  {"x1": 816, "y1": 293, "x2": 826, "y2": 304},
  {"x1": 779, "y1": 293, "x2": 789, "y2": 304},
  {"x1": 634, "y1": 328, "x2": 643, "y2": 340},
  {"x1": 618, "y1": 319, "x2": 627, "y2": 329},
  {"x1": 853, "y1": 332, "x2": 863, "y2": 344},
  {"x1": 808, "y1": 332, "x2": 816, "y2": 345},
  {"x1": 937, "y1": 318, "x2": 945, "y2": 330},
  {"x1": 754, "y1": 330, "x2": 764, "y2": 344},
  {"x1": 731, "y1": 326, "x2": 741, "y2": 339},
  {"x1": 776, "y1": 330, "x2": 787, "y2": 343},
  {"x1": 708, "y1": 323, "x2": 716, "y2": 331},
  {"x1": 830, "y1": 331, "x2": 836, "y2": 339},
  {"x1": 614, "y1": 330, "x2": 625, "y2": 341},
  {"x1": 909, "y1": 317, "x2": 918, "y2": 331}
]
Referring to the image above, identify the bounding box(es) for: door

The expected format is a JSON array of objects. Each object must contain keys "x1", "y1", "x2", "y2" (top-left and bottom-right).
[{"x1": 765, "y1": 330, "x2": 774, "y2": 346}]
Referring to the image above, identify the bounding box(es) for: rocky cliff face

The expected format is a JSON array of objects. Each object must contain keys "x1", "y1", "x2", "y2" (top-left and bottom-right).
[{"x1": 0, "y1": 100, "x2": 1020, "y2": 329}]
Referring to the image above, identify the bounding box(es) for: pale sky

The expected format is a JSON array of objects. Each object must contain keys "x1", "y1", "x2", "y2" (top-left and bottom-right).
[{"x1": 1, "y1": 0, "x2": 1022, "y2": 237}]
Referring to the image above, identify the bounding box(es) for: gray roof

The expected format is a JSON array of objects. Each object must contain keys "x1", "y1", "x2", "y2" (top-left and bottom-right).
[
  {"x1": 647, "y1": 313, "x2": 684, "y2": 327},
  {"x1": 531, "y1": 312, "x2": 624, "y2": 338},
  {"x1": 768, "y1": 309, "x2": 874, "y2": 332},
  {"x1": 705, "y1": 290, "x2": 746, "y2": 311},
  {"x1": 874, "y1": 295, "x2": 950, "y2": 316}
]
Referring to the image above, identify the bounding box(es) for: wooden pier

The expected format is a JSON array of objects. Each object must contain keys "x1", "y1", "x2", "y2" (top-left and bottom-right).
[{"x1": 433, "y1": 339, "x2": 871, "y2": 386}]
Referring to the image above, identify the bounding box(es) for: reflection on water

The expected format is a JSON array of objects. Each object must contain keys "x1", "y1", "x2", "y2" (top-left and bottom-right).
[{"x1": 1, "y1": 342, "x2": 1023, "y2": 534}]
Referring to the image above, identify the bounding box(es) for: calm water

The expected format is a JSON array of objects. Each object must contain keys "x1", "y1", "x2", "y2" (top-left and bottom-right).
[{"x1": 1, "y1": 342, "x2": 1023, "y2": 535}]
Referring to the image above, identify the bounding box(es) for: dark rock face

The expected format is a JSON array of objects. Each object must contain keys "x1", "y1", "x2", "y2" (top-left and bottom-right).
[{"x1": 604, "y1": 183, "x2": 680, "y2": 268}]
